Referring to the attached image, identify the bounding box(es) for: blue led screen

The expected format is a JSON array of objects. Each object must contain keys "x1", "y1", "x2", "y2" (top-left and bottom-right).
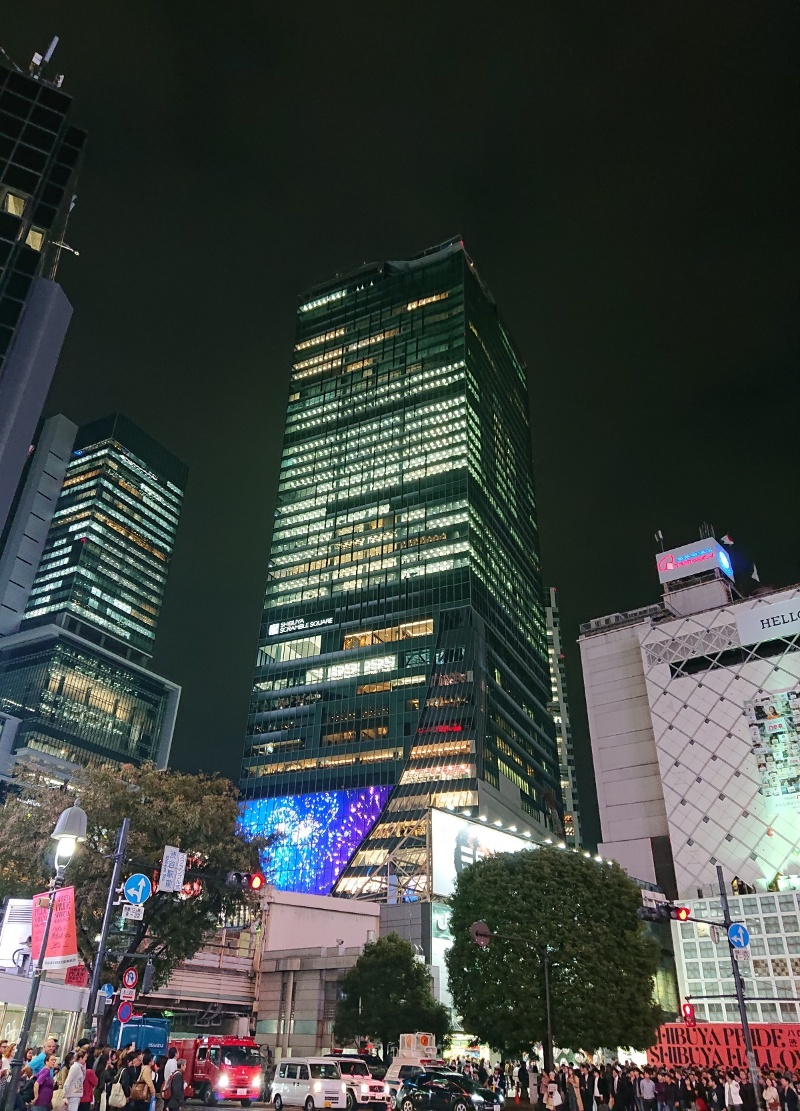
[{"x1": 239, "y1": 785, "x2": 392, "y2": 896}]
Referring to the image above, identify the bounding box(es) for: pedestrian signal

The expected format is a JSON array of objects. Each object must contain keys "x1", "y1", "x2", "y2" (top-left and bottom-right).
[
  {"x1": 682, "y1": 1002, "x2": 696, "y2": 1027},
  {"x1": 674, "y1": 907, "x2": 691, "y2": 922}
]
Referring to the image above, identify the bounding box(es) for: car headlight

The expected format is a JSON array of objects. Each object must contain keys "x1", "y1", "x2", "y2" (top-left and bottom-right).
[
  {"x1": 314, "y1": 1082, "x2": 323, "y2": 1093},
  {"x1": 385, "y1": 1086, "x2": 391, "y2": 1096},
  {"x1": 342, "y1": 1084, "x2": 347, "y2": 1094},
  {"x1": 218, "y1": 1074, "x2": 230, "y2": 1090},
  {"x1": 361, "y1": 1085, "x2": 370, "y2": 1095}
]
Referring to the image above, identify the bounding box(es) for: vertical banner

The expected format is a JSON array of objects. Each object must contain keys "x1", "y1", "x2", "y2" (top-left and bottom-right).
[{"x1": 30, "y1": 887, "x2": 80, "y2": 969}]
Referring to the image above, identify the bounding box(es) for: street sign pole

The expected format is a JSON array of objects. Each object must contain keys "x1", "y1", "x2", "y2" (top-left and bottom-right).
[
  {"x1": 84, "y1": 817, "x2": 130, "y2": 1038},
  {"x1": 717, "y1": 864, "x2": 761, "y2": 1109}
]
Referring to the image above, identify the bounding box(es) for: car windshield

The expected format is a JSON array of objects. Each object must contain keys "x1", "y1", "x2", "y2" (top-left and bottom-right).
[
  {"x1": 341, "y1": 1062, "x2": 369, "y2": 1077},
  {"x1": 311, "y1": 1064, "x2": 341, "y2": 1080},
  {"x1": 221, "y1": 1047, "x2": 261, "y2": 1066},
  {"x1": 449, "y1": 1078, "x2": 479, "y2": 1093}
]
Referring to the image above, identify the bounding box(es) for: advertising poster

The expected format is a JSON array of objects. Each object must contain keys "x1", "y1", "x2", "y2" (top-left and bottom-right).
[
  {"x1": 649, "y1": 1024, "x2": 800, "y2": 1070},
  {"x1": 745, "y1": 689, "x2": 800, "y2": 812},
  {"x1": 30, "y1": 886, "x2": 80, "y2": 969},
  {"x1": 431, "y1": 809, "x2": 535, "y2": 897}
]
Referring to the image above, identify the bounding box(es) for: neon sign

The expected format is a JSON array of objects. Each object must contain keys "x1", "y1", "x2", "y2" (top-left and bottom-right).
[
  {"x1": 656, "y1": 539, "x2": 735, "y2": 585},
  {"x1": 657, "y1": 547, "x2": 715, "y2": 574}
]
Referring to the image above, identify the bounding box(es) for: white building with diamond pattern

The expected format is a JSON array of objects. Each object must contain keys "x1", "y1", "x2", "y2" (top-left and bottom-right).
[{"x1": 580, "y1": 560, "x2": 800, "y2": 901}]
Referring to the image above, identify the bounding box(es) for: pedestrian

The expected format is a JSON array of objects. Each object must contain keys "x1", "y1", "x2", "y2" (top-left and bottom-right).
[
  {"x1": 165, "y1": 1062, "x2": 185, "y2": 1111},
  {"x1": 519, "y1": 1063, "x2": 530, "y2": 1103},
  {"x1": 762, "y1": 1079, "x2": 779, "y2": 1111},
  {"x1": 724, "y1": 1074, "x2": 742, "y2": 1111},
  {"x1": 781, "y1": 1077, "x2": 798, "y2": 1111},
  {"x1": 641, "y1": 1072, "x2": 657, "y2": 1111},
  {"x1": 31, "y1": 1043, "x2": 59, "y2": 1077},
  {"x1": 80, "y1": 1053, "x2": 99, "y2": 1111},
  {"x1": 34, "y1": 1055, "x2": 60, "y2": 1110},
  {"x1": 64, "y1": 1050, "x2": 87, "y2": 1111},
  {"x1": 153, "y1": 1057, "x2": 167, "y2": 1111}
]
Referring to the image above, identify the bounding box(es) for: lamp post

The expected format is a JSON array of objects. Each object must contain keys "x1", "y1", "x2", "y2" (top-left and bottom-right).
[{"x1": 1, "y1": 801, "x2": 87, "y2": 1111}]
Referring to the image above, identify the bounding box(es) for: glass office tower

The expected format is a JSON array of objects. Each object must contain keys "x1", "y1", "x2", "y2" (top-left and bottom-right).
[
  {"x1": 22, "y1": 414, "x2": 187, "y2": 659},
  {"x1": 0, "y1": 414, "x2": 186, "y2": 773},
  {"x1": 0, "y1": 57, "x2": 85, "y2": 537},
  {"x1": 546, "y1": 587, "x2": 581, "y2": 847},
  {"x1": 239, "y1": 239, "x2": 562, "y2": 898}
]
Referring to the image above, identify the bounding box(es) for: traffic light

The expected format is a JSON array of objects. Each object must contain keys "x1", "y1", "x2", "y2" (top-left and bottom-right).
[
  {"x1": 226, "y1": 871, "x2": 266, "y2": 892},
  {"x1": 637, "y1": 903, "x2": 692, "y2": 923},
  {"x1": 682, "y1": 1002, "x2": 696, "y2": 1027},
  {"x1": 142, "y1": 960, "x2": 155, "y2": 994}
]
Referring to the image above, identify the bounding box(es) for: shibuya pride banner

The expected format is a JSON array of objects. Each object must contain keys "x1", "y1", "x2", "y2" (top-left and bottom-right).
[
  {"x1": 30, "y1": 887, "x2": 80, "y2": 969},
  {"x1": 649, "y1": 1024, "x2": 800, "y2": 1071}
]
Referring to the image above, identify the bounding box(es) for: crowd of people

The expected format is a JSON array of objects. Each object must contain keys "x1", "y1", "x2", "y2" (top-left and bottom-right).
[
  {"x1": 444, "y1": 1059, "x2": 800, "y2": 1111},
  {"x1": 0, "y1": 1037, "x2": 188, "y2": 1111}
]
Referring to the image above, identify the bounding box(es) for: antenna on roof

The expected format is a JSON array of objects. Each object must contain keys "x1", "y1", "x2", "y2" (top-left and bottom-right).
[{"x1": 29, "y1": 36, "x2": 59, "y2": 80}]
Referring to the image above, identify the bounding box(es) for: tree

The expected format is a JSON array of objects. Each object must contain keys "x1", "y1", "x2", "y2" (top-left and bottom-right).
[
  {"x1": 445, "y1": 847, "x2": 662, "y2": 1056},
  {"x1": 335, "y1": 933, "x2": 452, "y2": 1061},
  {"x1": 0, "y1": 764, "x2": 262, "y2": 990}
]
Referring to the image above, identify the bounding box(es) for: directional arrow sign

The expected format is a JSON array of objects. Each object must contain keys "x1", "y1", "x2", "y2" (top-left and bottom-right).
[
  {"x1": 124, "y1": 874, "x2": 152, "y2": 906},
  {"x1": 728, "y1": 923, "x2": 751, "y2": 949}
]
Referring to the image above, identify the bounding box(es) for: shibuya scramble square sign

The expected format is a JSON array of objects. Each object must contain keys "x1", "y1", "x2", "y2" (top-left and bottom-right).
[{"x1": 649, "y1": 1024, "x2": 800, "y2": 1070}]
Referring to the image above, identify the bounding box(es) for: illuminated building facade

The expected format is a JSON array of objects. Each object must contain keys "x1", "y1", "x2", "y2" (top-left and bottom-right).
[
  {"x1": 0, "y1": 414, "x2": 185, "y2": 773},
  {"x1": 240, "y1": 238, "x2": 561, "y2": 898},
  {"x1": 21, "y1": 413, "x2": 187, "y2": 658},
  {"x1": 0, "y1": 56, "x2": 85, "y2": 537},
  {"x1": 545, "y1": 587, "x2": 581, "y2": 846}
]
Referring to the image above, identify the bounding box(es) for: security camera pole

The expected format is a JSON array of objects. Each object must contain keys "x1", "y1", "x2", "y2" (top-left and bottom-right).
[{"x1": 470, "y1": 921, "x2": 553, "y2": 1071}]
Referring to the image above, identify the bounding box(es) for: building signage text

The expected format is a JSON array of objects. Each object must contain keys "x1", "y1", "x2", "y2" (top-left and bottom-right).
[
  {"x1": 649, "y1": 1023, "x2": 800, "y2": 1070},
  {"x1": 656, "y1": 540, "x2": 734, "y2": 585},
  {"x1": 736, "y1": 599, "x2": 800, "y2": 647}
]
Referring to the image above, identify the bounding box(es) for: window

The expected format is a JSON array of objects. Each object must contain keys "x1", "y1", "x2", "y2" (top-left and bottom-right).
[
  {"x1": 298, "y1": 1066, "x2": 309, "y2": 1080},
  {"x1": 2, "y1": 190, "x2": 27, "y2": 216},
  {"x1": 25, "y1": 227, "x2": 45, "y2": 251},
  {"x1": 198, "y1": 1049, "x2": 207, "y2": 1062},
  {"x1": 278, "y1": 1065, "x2": 286, "y2": 1079},
  {"x1": 310, "y1": 1064, "x2": 340, "y2": 1080},
  {"x1": 285, "y1": 1065, "x2": 298, "y2": 1080}
]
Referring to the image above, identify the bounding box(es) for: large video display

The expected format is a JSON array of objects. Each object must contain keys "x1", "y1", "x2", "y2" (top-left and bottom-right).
[
  {"x1": 240, "y1": 785, "x2": 392, "y2": 896},
  {"x1": 746, "y1": 688, "x2": 800, "y2": 812},
  {"x1": 431, "y1": 809, "x2": 537, "y2": 897}
]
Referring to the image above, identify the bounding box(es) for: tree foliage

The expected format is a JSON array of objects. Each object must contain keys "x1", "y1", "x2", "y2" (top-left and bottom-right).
[
  {"x1": 0, "y1": 764, "x2": 262, "y2": 989},
  {"x1": 445, "y1": 847, "x2": 662, "y2": 1055},
  {"x1": 335, "y1": 933, "x2": 452, "y2": 1060}
]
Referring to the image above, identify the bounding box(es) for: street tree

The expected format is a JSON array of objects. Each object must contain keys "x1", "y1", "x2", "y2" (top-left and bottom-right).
[
  {"x1": 0, "y1": 764, "x2": 262, "y2": 990},
  {"x1": 445, "y1": 846, "x2": 662, "y2": 1055},
  {"x1": 335, "y1": 933, "x2": 452, "y2": 1060}
]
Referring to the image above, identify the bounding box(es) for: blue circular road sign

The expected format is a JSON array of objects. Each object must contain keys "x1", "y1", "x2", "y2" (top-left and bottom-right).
[
  {"x1": 728, "y1": 923, "x2": 750, "y2": 949},
  {"x1": 117, "y1": 1001, "x2": 133, "y2": 1024},
  {"x1": 123, "y1": 874, "x2": 152, "y2": 906},
  {"x1": 99, "y1": 983, "x2": 114, "y2": 998}
]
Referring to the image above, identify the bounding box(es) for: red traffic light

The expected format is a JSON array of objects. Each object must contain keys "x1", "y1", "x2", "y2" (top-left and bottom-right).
[
  {"x1": 226, "y1": 871, "x2": 266, "y2": 892},
  {"x1": 673, "y1": 907, "x2": 691, "y2": 922},
  {"x1": 682, "y1": 1002, "x2": 696, "y2": 1027},
  {"x1": 249, "y1": 873, "x2": 265, "y2": 891}
]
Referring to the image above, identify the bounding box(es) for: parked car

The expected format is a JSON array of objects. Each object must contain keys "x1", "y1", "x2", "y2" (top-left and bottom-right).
[
  {"x1": 393, "y1": 1074, "x2": 478, "y2": 1111},
  {"x1": 438, "y1": 1074, "x2": 502, "y2": 1111},
  {"x1": 383, "y1": 1059, "x2": 447, "y2": 1098},
  {"x1": 335, "y1": 1057, "x2": 390, "y2": 1111},
  {"x1": 272, "y1": 1058, "x2": 347, "y2": 1111}
]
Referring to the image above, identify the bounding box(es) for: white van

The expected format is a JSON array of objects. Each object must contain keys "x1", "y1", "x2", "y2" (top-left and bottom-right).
[{"x1": 272, "y1": 1058, "x2": 347, "y2": 1111}]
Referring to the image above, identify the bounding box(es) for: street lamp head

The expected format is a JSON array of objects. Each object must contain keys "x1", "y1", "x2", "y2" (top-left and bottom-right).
[{"x1": 51, "y1": 802, "x2": 88, "y2": 862}]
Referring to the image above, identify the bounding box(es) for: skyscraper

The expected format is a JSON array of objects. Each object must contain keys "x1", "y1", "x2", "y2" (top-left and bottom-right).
[
  {"x1": 0, "y1": 414, "x2": 186, "y2": 774},
  {"x1": 240, "y1": 238, "x2": 562, "y2": 899},
  {"x1": 0, "y1": 52, "x2": 85, "y2": 537},
  {"x1": 545, "y1": 587, "x2": 581, "y2": 846}
]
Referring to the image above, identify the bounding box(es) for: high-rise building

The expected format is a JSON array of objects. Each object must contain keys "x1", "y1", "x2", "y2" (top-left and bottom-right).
[
  {"x1": 0, "y1": 53, "x2": 85, "y2": 537},
  {"x1": 21, "y1": 413, "x2": 187, "y2": 659},
  {"x1": 545, "y1": 587, "x2": 581, "y2": 846},
  {"x1": 0, "y1": 414, "x2": 186, "y2": 774},
  {"x1": 239, "y1": 238, "x2": 562, "y2": 899}
]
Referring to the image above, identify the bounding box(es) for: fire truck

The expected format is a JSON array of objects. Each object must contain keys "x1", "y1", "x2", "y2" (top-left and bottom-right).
[{"x1": 171, "y1": 1036, "x2": 265, "y2": 1106}]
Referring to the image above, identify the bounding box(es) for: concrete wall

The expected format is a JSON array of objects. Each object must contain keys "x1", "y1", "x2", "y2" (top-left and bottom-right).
[{"x1": 262, "y1": 889, "x2": 380, "y2": 952}]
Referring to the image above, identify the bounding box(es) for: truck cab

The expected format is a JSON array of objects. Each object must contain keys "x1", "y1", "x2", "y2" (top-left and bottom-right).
[{"x1": 173, "y1": 1035, "x2": 264, "y2": 1106}]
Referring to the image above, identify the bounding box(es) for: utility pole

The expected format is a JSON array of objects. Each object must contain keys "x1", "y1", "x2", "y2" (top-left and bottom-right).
[
  {"x1": 716, "y1": 864, "x2": 761, "y2": 1108},
  {"x1": 540, "y1": 945, "x2": 553, "y2": 1073},
  {"x1": 83, "y1": 817, "x2": 130, "y2": 1037}
]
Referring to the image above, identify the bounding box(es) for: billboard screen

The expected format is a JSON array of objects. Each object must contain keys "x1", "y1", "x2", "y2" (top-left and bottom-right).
[
  {"x1": 656, "y1": 540, "x2": 734, "y2": 585},
  {"x1": 736, "y1": 597, "x2": 800, "y2": 647},
  {"x1": 240, "y1": 785, "x2": 391, "y2": 896},
  {"x1": 431, "y1": 809, "x2": 536, "y2": 897},
  {"x1": 746, "y1": 688, "x2": 800, "y2": 812}
]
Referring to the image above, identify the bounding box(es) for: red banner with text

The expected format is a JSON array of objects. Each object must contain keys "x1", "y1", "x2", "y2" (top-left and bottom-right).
[
  {"x1": 649, "y1": 1024, "x2": 800, "y2": 1071},
  {"x1": 30, "y1": 887, "x2": 80, "y2": 970}
]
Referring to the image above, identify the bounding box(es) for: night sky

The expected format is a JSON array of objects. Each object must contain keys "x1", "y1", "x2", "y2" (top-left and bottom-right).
[{"x1": 4, "y1": 4, "x2": 799, "y2": 848}]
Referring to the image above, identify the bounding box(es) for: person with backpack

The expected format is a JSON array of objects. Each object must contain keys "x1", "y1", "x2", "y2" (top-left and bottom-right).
[{"x1": 164, "y1": 1061, "x2": 185, "y2": 1111}]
